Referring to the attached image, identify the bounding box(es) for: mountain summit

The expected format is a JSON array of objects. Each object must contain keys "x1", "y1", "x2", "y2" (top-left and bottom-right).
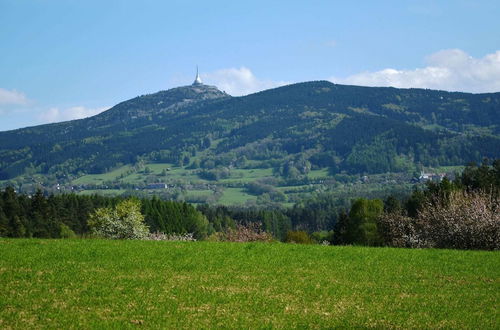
[{"x1": 90, "y1": 83, "x2": 229, "y2": 125}]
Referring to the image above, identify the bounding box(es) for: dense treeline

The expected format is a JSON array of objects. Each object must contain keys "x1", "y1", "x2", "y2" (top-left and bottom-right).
[
  {"x1": 1, "y1": 160, "x2": 498, "y2": 249},
  {"x1": 0, "y1": 188, "x2": 293, "y2": 241},
  {"x1": 142, "y1": 197, "x2": 209, "y2": 238},
  {"x1": 0, "y1": 186, "x2": 335, "y2": 242},
  {"x1": 0, "y1": 190, "x2": 210, "y2": 239},
  {"x1": 0, "y1": 189, "x2": 107, "y2": 238}
]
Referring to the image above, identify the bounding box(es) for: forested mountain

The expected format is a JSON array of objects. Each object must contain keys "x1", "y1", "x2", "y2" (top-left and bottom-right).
[{"x1": 0, "y1": 81, "x2": 499, "y2": 180}]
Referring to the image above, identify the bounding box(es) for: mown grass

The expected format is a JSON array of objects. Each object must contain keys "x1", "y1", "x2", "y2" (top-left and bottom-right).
[{"x1": 0, "y1": 239, "x2": 498, "y2": 328}]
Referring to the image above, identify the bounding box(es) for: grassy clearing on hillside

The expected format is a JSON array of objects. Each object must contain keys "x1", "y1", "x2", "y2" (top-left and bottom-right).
[
  {"x1": 77, "y1": 189, "x2": 125, "y2": 196},
  {"x1": 144, "y1": 163, "x2": 176, "y2": 175},
  {"x1": 307, "y1": 168, "x2": 330, "y2": 179},
  {"x1": 0, "y1": 239, "x2": 498, "y2": 328},
  {"x1": 219, "y1": 168, "x2": 275, "y2": 184},
  {"x1": 72, "y1": 165, "x2": 134, "y2": 185},
  {"x1": 218, "y1": 187, "x2": 256, "y2": 205}
]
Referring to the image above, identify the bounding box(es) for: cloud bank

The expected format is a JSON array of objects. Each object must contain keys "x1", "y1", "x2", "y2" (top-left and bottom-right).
[
  {"x1": 203, "y1": 67, "x2": 289, "y2": 96},
  {"x1": 331, "y1": 49, "x2": 500, "y2": 93},
  {"x1": 38, "y1": 106, "x2": 108, "y2": 124},
  {"x1": 0, "y1": 88, "x2": 29, "y2": 106}
]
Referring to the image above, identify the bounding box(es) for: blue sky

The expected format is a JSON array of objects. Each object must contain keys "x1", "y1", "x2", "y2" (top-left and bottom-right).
[{"x1": 1, "y1": 0, "x2": 499, "y2": 131}]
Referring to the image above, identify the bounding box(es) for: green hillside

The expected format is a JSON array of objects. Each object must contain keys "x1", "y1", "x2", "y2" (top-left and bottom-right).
[
  {"x1": 0, "y1": 81, "x2": 498, "y2": 200},
  {"x1": 1, "y1": 239, "x2": 498, "y2": 328}
]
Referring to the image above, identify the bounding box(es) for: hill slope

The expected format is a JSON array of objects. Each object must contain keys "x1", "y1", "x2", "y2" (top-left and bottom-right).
[{"x1": 0, "y1": 81, "x2": 499, "y2": 181}]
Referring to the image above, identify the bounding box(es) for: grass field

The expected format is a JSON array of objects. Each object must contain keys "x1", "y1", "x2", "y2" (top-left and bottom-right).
[
  {"x1": 77, "y1": 189, "x2": 125, "y2": 196},
  {"x1": 307, "y1": 168, "x2": 330, "y2": 179},
  {"x1": 0, "y1": 239, "x2": 498, "y2": 328},
  {"x1": 218, "y1": 187, "x2": 256, "y2": 205},
  {"x1": 72, "y1": 165, "x2": 134, "y2": 185}
]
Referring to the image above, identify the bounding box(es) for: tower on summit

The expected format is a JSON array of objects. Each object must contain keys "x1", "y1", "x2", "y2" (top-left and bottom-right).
[{"x1": 192, "y1": 66, "x2": 203, "y2": 85}]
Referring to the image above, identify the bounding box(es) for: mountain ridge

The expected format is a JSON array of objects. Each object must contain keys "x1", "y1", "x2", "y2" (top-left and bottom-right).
[
  {"x1": 4, "y1": 80, "x2": 499, "y2": 133},
  {"x1": 0, "y1": 81, "x2": 499, "y2": 181}
]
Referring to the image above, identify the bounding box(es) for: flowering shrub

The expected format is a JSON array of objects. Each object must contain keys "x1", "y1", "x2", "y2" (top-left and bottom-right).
[
  {"x1": 147, "y1": 232, "x2": 196, "y2": 241},
  {"x1": 418, "y1": 191, "x2": 499, "y2": 250},
  {"x1": 379, "y1": 191, "x2": 500, "y2": 250},
  {"x1": 377, "y1": 213, "x2": 425, "y2": 248},
  {"x1": 209, "y1": 222, "x2": 273, "y2": 242},
  {"x1": 88, "y1": 199, "x2": 149, "y2": 239}
]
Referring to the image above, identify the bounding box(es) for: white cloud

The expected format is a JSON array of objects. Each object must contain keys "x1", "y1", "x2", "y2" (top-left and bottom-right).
[
  {"x1": 0, "y1": 88, "x2": 29, "y2": 105},
  {"x1": 331, "y1": 49, "x2": 500, "y2": 93},
  {"x1": 203, "y1": 67, "x2": 289, "y2": 96},
  {"x1": 38, "y1": 106, "x2": 108, "y2": 124}
]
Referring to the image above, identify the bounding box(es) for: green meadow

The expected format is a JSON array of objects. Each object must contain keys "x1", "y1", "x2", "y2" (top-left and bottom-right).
[
  {"x1": 1, "y1": 239, "x2": 498, "y2": 328},
  {"x1": 68, "y1": 161, "x2": 422, "y2": 207},
  {"x1": 218, "y1": 187, "x2": 257, "y2": 205}
]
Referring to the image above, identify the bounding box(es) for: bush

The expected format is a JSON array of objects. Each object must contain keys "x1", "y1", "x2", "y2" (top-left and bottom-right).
[
  {"x1": 59, "y1": 224, "x2": 77, "y2": 239},
  {"x1": 198, "y1": 167, "x2": 231, "y2": 181},
  {"x1": 210, "y1": 222, "x2": 273, "y2": 242},
  {"x1": 246, "y1": 182, "x2": 275, "y2": 195},
  {"x1": 147, "y1": 232, "x2": 196, "y2": 241},
  {"x1": 285, "y1": 230, "x2": 313, "y2": 244},
  {"x1": 379, "y1": 191, "x2": 500, "y2": 250},
  {"x1": 418, "y1": 191, "x2": 499, "y2": 250},
  {"x1": 88, "y1": 199, "x2": 149, "y2": 239},
  {"x1": 377, "y1": 213, "x2": 424, "y2": 248}
]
